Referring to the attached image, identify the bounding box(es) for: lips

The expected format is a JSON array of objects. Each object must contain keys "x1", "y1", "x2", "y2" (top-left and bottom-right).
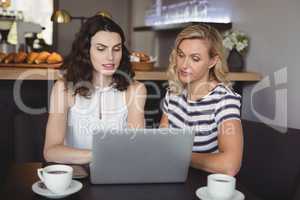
[
  {"x1": 179, "y1": 69, "x2": 192, "y2": 77},
  {"x1": 102, "y1": 64, "x2": 115, "y2": 70}
]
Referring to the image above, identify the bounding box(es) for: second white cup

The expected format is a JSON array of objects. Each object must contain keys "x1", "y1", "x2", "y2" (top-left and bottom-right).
[
  {"x1": 207, "y1": 173, "x2": 236, "y2": 200},
  {"x1": 37, "y1": 164, "x2": 73, "y2": 194}
]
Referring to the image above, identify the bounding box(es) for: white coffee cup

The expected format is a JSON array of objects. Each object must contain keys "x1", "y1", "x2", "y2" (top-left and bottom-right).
[
  {"x1": 37, "y1": 164, "x2": 73, "y2": 194},
  {"x1": 207, "y1": 174, "x2": 236, "y2": 200}
]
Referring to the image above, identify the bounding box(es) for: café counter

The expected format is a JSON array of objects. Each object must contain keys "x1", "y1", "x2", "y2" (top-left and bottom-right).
[{"x1": 0, "y1": 66, "x2": 262, "y2": 81}]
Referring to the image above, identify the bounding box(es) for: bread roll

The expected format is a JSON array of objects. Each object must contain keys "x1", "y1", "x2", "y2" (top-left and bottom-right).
[
  {"x1": 27, "y1": 52, "x2": 39, "y2": 64},
  {"x1": 14, "y1": 51, "x2": 27, "y2": 63},
  {"x1": 34, "y1": 51, "x2": 50, "y2": 64},
  {"x1": 4, "y1": 53, "x2": 16, "y2": 64},
  {"x1": 46, "y1": 52, "x2": 63, "y2": 64}
]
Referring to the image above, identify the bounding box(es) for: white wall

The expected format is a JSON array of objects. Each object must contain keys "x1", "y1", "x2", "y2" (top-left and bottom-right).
[
  {"x1": 57, "y1": 0, "x2": 130, "y2": 56},
  {"x1": 229, "y1": 0, "x2": 300, "y2": 129}
]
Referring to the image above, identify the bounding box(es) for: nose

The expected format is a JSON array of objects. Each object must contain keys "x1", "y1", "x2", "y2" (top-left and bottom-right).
[
  {"x1": 106, "y1": 50, "x2": 114, "y2": 61},
  {"x1": 181, "y1": 57, "x2": 191, "y2": 69}
]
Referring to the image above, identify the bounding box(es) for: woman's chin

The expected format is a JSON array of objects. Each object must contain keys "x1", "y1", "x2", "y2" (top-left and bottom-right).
[
  {"x1": 95, "y1": 69, "x2": 116, "y2": 76},
  {"x1": 102, "y1": 70, "x2": 116, "y2": 76},
  {"x1": 179, "y1": 76, "x2": 192, "y2": 84}
]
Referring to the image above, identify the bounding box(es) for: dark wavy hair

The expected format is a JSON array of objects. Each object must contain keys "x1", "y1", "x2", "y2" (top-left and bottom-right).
[{"x1": 62, "y1": 15, "x2": 135, "y2": 97}]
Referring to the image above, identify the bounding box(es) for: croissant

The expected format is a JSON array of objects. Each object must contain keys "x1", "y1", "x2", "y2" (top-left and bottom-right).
[
  {"x1": 4, "y1": 53, "x2": 16, "y2": 64},
  {"x1": 34, "y1": 51, "x2": 50, "y2": 64},
  {"x1": 0, "y1": 52, "x2": 6, "y2": 63},
  {"x1": 46, "y1": 52, "x2": 63, "y2": 64},
  {"x1": 27, "y1": 52, "x2": 39, "y2": 64},
  {"x1": 14, "y1": 51, "x2": 27, "y2": 63}
]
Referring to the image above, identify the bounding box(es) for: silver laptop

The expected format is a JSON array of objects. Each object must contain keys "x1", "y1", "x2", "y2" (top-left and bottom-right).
[{"x1": 90, "y1": 128, "x2": 195, "y2": 184}]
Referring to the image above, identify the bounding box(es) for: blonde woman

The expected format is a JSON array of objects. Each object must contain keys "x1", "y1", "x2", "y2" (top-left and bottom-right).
[{"x1": 160, "y1": 25, "x2": 243, "y2": 176}]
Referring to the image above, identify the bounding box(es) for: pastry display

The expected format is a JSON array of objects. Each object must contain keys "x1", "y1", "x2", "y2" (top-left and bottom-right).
[
  {"x1": 0, "y1": 51, "x2": 63, "y2": 64},
  {"x1": 0, "y1": 51, "x2": 63, "y2": 68},
  {"x1": 130, "y1": 51, "x2": 155, "y2": 71},
  {"x1": 131, "y1": 51, "x2": 150, "y2": 63}
]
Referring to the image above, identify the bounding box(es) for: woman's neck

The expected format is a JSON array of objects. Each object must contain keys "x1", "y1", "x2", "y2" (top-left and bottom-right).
[
  {"x1": 93, "y1": 73, "x2": 112, "y2": 88},
  {"x1": 186, "y1": 80, "x2": 217, "y2": 101}
]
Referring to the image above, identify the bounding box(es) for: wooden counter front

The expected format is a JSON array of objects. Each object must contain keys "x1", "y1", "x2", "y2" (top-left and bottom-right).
[
  {"x1": 0, "y1": 67, "x2": 61, "y2": 80},
  {"x1": 0, "y1": 66, "x2": 262, "y2": 81}
]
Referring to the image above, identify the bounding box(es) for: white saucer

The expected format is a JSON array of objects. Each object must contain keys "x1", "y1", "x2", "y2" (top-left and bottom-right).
[
  {"x1": 196, "y1": 186, "x2": 245, "y2": 200},
  {"x1": 32, "y1": 180, "x2": 83, "y2": 199}
]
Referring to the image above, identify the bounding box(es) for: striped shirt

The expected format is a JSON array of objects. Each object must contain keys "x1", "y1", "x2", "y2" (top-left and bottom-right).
[{"x1": 162, "y1": 84, "x2": 241, "y2": 153}]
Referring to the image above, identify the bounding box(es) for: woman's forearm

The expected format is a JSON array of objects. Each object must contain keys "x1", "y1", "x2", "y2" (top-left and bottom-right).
[
  {"x1": 44, "y1": 145, "x2": 92, "y2": 164},
  {"x1": 191, "y1": 152, "x2": 241, "y2": 176}
]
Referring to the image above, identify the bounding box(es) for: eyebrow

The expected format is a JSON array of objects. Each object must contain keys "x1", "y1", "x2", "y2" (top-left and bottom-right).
[
  {"x1": 96, "y1": 43, "x2": 122, "y2": 48},
  {"x1": 177, "y1": 48, "x2": 201, "y2": 57},
  {"x1": 177, "y1": 48, "x2": 183, "y2": 52}
]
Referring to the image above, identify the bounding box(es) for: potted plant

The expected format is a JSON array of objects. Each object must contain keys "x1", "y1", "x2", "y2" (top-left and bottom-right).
[{"x1": 223, "y1": 30, "x2": 249, "y2": 72}]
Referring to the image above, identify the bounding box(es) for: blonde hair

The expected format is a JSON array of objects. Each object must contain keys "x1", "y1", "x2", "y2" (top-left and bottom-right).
[{"x1": 167, "y1": 24, "x2": 230, "y2": 95}]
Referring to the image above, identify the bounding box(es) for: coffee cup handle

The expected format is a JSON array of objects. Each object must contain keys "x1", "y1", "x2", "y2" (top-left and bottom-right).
[{"x1": 37, "y1": 168, "x2": 45, "y2": 182}]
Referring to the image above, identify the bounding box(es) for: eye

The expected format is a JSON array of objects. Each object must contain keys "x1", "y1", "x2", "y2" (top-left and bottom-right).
[
  {"x1": 113, "y1": 46, "x2": 121, "y2": 52},
  {"x1": 192, "y1": 56, "x2": 200, "y2": 62},
  {"x1": 96, "y1": 46, "x2": 105, "y2": 51},
  {"x1": 177, "y1": 51, "x2": 185, "y2": 58}
]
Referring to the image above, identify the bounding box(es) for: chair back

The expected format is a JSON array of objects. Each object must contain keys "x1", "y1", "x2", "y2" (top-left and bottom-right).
[
  {"x1": 239, "y1": 120, "x2": 300, "y2": 200},
  {"x1": 14, "y1": 113, "x2": 48, "y2": 163}
]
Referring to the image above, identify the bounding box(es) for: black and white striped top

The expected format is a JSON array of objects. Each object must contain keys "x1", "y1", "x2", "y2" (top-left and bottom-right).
[{"x1": 162, "y1": 84, "x2": 241, "y2": 153}]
